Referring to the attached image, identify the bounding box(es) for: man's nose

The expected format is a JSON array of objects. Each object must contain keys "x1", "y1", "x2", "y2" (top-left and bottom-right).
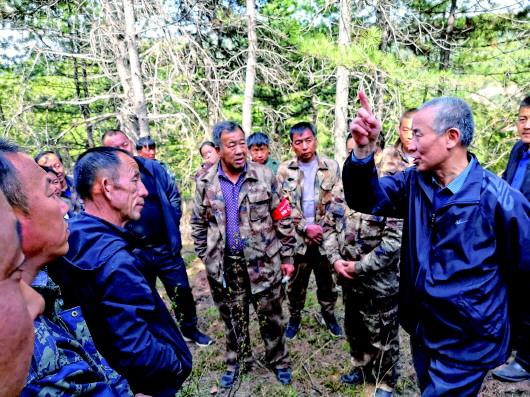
[{"x1": 138, "y1": 180, "x2": 148, "y2": 197}]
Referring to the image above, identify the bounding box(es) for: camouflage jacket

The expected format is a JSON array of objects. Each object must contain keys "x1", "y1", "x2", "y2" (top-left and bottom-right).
[
  {"x1": 322, "y1": 145, "x2": 411, "y2": 298},
  {"x1": 191, "y1": 161, "x2": 296, "y2": 295},
  {"x1": 323, "y1": 207, "x2": 402, "y2": 298},
  {"x1": 23, "y1": 271, "x2": 132, "y2": 397},
  {"x1": 276, "y1": 156, "x2": 344, "y2": 255},
  {"x1": 378, "y1": 142, "x2": 415, "y2": 176},
  {"x1": 62, "y1": 176, "x2": 84, "y2": 218}
]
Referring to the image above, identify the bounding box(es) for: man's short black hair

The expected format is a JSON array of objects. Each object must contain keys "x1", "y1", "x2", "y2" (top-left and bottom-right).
[
  {"x1": 34, "y1": 150, "x2": 64, "y2": 165},
  {"x1": 520, "y1": 96, "x2": 530, "y2": 109},
  {"x1": 212, "y1": 121, "x2": 244, "y2": 147},
  {"x1": 0, "y1": 139, "x2": 29, "y2": 214},
  {"x1": 247, "y1": 132, "x2": 270, "y2": 148},
  {"x1": 74, "y1": 147, "x2": 132, "y2": 200},
  {"x1": 136, "y1": 136, "x2": 156, "y2": 151},
  {"x1": 289, "y1": 122, "x2": 316, "y2": 141}
]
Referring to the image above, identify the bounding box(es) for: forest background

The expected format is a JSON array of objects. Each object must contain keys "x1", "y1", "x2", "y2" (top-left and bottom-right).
[
  {"x1": 1, "y1": 1, "x2": 530, "y2": 396},
  {"x1": 1, "y1": 0, "x2": 529, "y2": 197}
]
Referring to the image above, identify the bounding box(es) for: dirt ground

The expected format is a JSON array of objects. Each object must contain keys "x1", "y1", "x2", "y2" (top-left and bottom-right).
[{"x1": 165, "y1": 244, "x2": 530, "y2": 397}]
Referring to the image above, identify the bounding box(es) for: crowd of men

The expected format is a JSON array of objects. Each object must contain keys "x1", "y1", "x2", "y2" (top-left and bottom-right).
[{"x1": 0, "y1": 93, "x2": 528, "y2": 397}]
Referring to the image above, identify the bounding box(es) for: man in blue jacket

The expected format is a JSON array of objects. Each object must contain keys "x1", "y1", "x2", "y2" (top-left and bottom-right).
[
  {"x1": 343, "y1": 92, "x2": 530, "y2": 396},
  {"x1": 0, "y1": 140, "x2": 133, "y2": 396},
  {"x1": 102, "y1": 130, "x2": 212, "y2": 346},
  {"x1": 56, "y1": 147, "x2": 192, "y2": 396},
  {"x1": 493, "y1": 95, "x2": 530, "y2": 382}
]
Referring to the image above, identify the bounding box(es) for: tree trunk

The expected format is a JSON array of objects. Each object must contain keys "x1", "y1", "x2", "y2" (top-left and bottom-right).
[
  {"x1": 101, "y1": 0, "x2": 149, "y2": 139},
  {"x1": 123, "y1": 0, "x2": 149, "y2": 137},
  {"x1": 439, "y1": 0, "x2": 457, "y2": 71},
  {"x1": 333, "y1": 0, "x2": 352, "y2": 165},
  {"x1": 374, "y1": 0, "x2": 390, "y2": 121},
  {"x1": 66, "y1": 5, "x2": 94, "y2": 148},
  {"x1": 242, "y1": 0, "x2": 257, "y2": 135}
]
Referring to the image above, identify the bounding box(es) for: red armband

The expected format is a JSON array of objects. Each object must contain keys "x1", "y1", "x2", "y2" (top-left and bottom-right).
[{"x1": 272, "y1": 197, "x2": 291, "y2": 221}]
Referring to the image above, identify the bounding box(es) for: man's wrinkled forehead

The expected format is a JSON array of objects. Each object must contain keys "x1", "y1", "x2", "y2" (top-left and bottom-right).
[{"x1": 118, "y1": 152, "x2": 139, "y2": 173}]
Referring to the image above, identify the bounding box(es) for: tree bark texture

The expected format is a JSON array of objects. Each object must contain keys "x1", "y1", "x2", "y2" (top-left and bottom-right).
[
  {"x1": 242, "y1": 0, "x2": 257, "y2": 135},
  {"x1": 333, "y1": 0, "x2": 352, "y2": 165}
]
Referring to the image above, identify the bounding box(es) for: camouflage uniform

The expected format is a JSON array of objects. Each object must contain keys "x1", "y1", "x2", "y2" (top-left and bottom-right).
[
  {"x1": 378, "y1": 141, "x2": 415, "y2": 176},
  {"x1": 276, "y1": 156, "x2": 343, "y2": 321},
  {"x1": 23, "y1": 271, "x2": 132, "y2": 396},
  {"x1": 62, "y1": 176, "x2": 84, "y2": 217},
  {"x1": 265, "y1": 157, "x2": 280, "y2": 175},
  {"x1": 191, "y1": 161, "x2": 296, "y2": 371},
  {"x1": 321, "y1": 144, "x2": 413, "y2": 389}
]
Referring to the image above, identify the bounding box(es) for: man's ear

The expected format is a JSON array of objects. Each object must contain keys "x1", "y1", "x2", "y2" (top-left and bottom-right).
[
  {"x1": 93, "y1": 176, "x2": 113, "y2": 200},
  {"x1": 446, "y1": 128, "x2": 461, "y2": 149}
]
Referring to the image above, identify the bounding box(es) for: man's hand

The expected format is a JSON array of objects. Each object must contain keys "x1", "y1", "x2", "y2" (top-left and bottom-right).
[
  {"x1": 333, "y1": 259, "x2": 356, "y2": 280},
  {"x1": 281, "y1": 263, "x2": 295, "y2": 279},
  {"x1": 305, "y1": 224, "x2": 323, "y2": 245},
  {"x1": 350, "y1": 91, "x2": 382, "y2": 158}
]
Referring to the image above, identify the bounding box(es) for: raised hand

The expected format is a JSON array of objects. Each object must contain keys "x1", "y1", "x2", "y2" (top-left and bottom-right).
[{"x1": 349, "y1": 91, "x2": 382, "y2": 158}]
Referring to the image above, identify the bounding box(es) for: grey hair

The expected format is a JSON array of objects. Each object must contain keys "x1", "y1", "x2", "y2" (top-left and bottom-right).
[
  {"x1": 420, "y1": 97, "x2": 474, "y2": 147},
  {"x1": 212, "y1": 121, "x2": 244, "y2": 148},
  {"x1": 0, "y1": 139, "x2": 29, "y2": 214}
]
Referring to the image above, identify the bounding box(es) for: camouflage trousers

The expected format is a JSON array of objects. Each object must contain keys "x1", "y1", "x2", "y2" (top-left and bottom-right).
[
  {"x1": 342, "y1": 284, "x2": 399, "y2": 388},
  {"x1": 210, "y1": 255, "x2": 289, "y2": 371},
  {"x1": 287, "y1": 245, "x2": 337, "y2": 320}
]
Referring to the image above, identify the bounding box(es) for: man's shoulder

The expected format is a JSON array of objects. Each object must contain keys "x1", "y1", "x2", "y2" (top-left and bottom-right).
[
  {"x1": 247, "y1": 161, "x2": 273, "y2": 180},
  {"x1": 481, "y1": 166, "x2": 527, "y2": 207},
  {"x1": 319, "y1": 156, "x2": 340, "y2": 171},
  {"x1": 278, "y1": 158, "x2": 297, "y2": 173},
  {"x1": 66, "y1": 213, "x2": 132, "y2": 271}
]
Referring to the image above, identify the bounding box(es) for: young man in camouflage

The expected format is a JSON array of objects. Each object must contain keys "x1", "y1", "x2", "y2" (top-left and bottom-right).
[
  {"x1": 377, "y1": 109, "x2": 417, "y2": 174},
  {"x1": 276, "y1": 122, "x2": 343, "y2": 339},
  {"x1": 191, "y1": 121, "x2": 296, "y2": 388},
  {"x1": 322, "y1": 134, "x2": 407, "y2": 397}
]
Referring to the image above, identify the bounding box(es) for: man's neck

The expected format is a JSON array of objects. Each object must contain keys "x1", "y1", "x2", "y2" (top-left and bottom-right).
[
  {"x1": 220, "y1": 161, "x2": 244, "y2": 183},
  {"x1": 22, "y1": 258, "x2": 41, "y2": 285},
  {"x1": 433, "y1": 151, "x2": 470, "y2": 187},
  {"x1": 84, "y1": 200, "x2": 125, "y2": 228}
]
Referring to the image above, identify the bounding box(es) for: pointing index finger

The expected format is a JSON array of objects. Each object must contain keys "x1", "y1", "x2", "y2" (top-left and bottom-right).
[{"x1": 358, "y1": 91, "x2": 372, "y2": 115}]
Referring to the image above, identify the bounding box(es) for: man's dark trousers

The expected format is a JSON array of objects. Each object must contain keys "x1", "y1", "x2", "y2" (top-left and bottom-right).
[{"x1": 135, "y1": 245, "x2": 198, "y2": 329}]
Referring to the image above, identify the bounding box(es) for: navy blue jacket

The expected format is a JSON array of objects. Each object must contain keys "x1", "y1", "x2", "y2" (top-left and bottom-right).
[
  {"x1": 57, "y1": 212, "x2": 192, "y2": 397},
  {"x1": 503, "y1": 140, "x2": 530, "y2": 201},
  {"x1": 343, "y1": 154, "x2": 530, "y2": 369},
  {"x1": 134, "y1": 157, "x2": 182, "y2": 254}
]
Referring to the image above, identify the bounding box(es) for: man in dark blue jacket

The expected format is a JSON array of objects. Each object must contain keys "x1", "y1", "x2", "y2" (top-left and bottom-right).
[
  {"x1": 493, "y1": 95, "x2": 530, "y2": 382},
  {"x1": 343, "y1": 92, "x2": 530, "y2": 396},
  {"x1": 102, "y1": 130, "x2": 212, "y2": 346},
  {"x1": 57, "y1": 147, "x2": 192, "y2": 396},
  {"x1": 0, "y1": 140, "x2": 133, "y2": 396}
]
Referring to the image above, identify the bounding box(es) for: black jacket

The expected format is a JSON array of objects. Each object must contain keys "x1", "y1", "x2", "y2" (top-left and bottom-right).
[{"x1": 503, "y1": 140, "x2": 530, "y2": 201}]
